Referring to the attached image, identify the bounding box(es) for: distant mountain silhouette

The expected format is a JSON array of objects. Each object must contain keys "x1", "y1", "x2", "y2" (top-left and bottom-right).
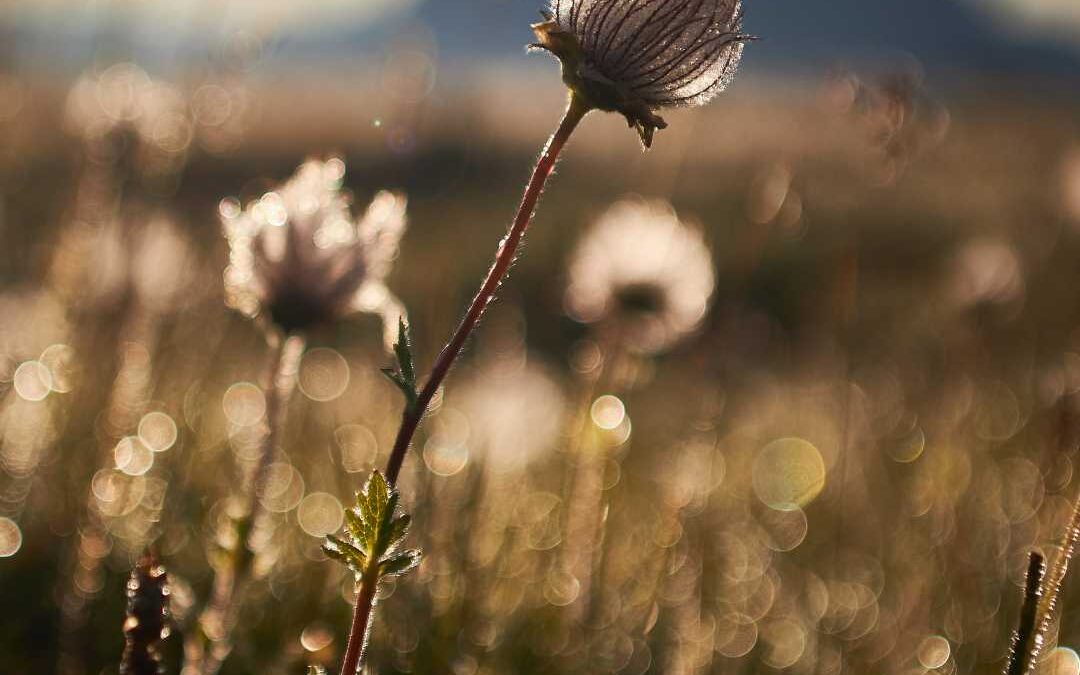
[
  {"x1": 398, "y1": 0, "x2": 1080, "y2": 80},
  {"x1": 5, "y1": 0, "x2": 1078, "y2": 82}
]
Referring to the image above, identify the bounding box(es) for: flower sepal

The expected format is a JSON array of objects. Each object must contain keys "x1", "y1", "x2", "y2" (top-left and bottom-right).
[{"x1": 531, "y1": 17, "x2": 667, "y2": 149}]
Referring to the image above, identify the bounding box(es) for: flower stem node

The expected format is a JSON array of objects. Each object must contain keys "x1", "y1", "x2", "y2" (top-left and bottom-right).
[
  {"x1": 531, "y1": 0, "x2": 751, "y2": 148},
  {"x1": 532, "y1": 18, "x2": 666, "y2": 147}
]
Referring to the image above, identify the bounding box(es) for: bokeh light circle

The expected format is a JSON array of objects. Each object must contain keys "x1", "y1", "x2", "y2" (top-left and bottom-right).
[
  {"x1": 888, "y1": 425, "x2": 925, "y2": 463},
  {"x1": 138, "y1": 411, "x2": 178, "y2": 453},
  {"x1": 0, "y1": 517, "x2": 22, "y2": 557},
  {"x1": 336, "y1": 424, "x2": 379, "y2": 473},
  {"x1": 917, "y1": 635, "x2": 951, "y2": 669},
  {"x1": 114, "y1": 436, "x2": 155, "y2": 476},
  {"x1": 715, "y1": 613, "x2": 758, "y2": 658},
  {"x1": 1044, "y1": 648, "x2": 1080, "y2": 675},
  {"x1": 757, "y1": 506, "x2": 809, "y2": 552},
  {"x1": 297, "y1": 492, "x2": 344, "y2": 537},
  {"x1": 223, "y1": 382, "x2": 266, "y2": 426},
  {"x1": 40, "y1": 344, "x2": 76, "y2": 393},
  {"x1": 752, "y1": 438, "x2": 826, "y2": 510},
  {"x1": 258, "y1": 462, "x2": 305, "y2": 513},
  {"x1": 760, "y1": 618, "x2": 807, "y2": 669},
  {"x1": 13, "y1": 360, "x2": 52, "y2": 401},
  {"x1": 300, "y1": 623, "x2": 335, "y2": 652},
  {"x1": 423, "y1": 438, "x2": 469, "y2": 476},
  {"x1": 591, "y1": 395, "x2": 626, "y2": 430},
  {"x1": 298, "y1": 347, "x2": 350, "y2": 402}
]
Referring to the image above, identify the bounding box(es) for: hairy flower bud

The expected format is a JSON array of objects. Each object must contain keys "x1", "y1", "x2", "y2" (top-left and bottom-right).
[{"x1": 532, "y1": 0, "x2": 750, "y2": 147}]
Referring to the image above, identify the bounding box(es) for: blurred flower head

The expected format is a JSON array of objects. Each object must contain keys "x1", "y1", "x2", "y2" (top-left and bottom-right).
[
  {"x1": 222, "y1": 158, "x2": 407, "y2": 342},
  {"x1": 453, "y1": 354, "x2": 567, "y2": 474},
  {"x1": 64, "y1": 63, "x2": 193, "y2": 173},
  {"x1": 532, "y1": 0, "x2": 750, "y2": 147},
  {"x1": 565, "y1": 198, "x2": 715, "y2": 353}
]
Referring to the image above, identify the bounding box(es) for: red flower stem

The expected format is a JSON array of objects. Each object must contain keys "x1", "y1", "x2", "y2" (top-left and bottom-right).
[
  {"x1": 386, "y1": 93, "x2": 589, "y2": 487},
  {"x1": 337, "y1": 94, "x2": 589, "y2": 675}
]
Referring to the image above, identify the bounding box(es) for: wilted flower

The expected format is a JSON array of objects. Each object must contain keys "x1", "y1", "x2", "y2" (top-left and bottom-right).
[
  {"x1": 532, "y1": 0, "x2": 750, "y2": 146},
  {"x1": 565, "y1": 198, "x2": 715, "y2": 353},
  {"x1": 222, "y1": 158, "x2": 407, "y2": 342}
]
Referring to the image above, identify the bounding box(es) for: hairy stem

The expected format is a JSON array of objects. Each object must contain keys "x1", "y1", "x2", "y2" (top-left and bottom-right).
[
  {"x1": 338, "y1": 566, "x2": 381, "y2": 675},
  {"x1": 385, "y1": 94, "x2": 589, "y2": 486},
  {"x1": 337, "y1": 94, "x2": 590, "y2": 675}
]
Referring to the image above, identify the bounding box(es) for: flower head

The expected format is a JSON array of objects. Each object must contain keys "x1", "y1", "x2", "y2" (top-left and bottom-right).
[
  {"x1": 65, "y1": 63, "x2": 193, "y2": 172},
  {"x1": 453, "y1": 353, "x2": 567, "y2": 474},
  {"x1": 222, "y1": 158, "x2": 407, "y2": 343},
  {"x1": 532, "y1": 0, "x2": 750, "y2": 147},
  {"x1": 565, "y1": 198, "x2": 714, "y2": 353}
]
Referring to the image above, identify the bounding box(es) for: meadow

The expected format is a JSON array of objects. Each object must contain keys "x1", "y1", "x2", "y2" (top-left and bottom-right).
[{"x1": 2, "y1": 49, "x2": 1080, "y2": 675}]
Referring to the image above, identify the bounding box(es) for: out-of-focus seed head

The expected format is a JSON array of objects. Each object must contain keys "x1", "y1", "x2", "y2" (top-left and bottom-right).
[
  {"x1": 565, "y1": 197, "x2": 715, "y2": 353},
  {"x1": 222, "y1": 158, "x2": 407, "y2": 344},
  {"x1": 532, "y1": 0, "x2": 751, "y2": 147}
]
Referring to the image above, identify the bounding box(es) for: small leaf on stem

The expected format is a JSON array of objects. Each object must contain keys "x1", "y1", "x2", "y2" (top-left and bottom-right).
[
  {"x1": 381, "y1": 318, "x2": 419, "y2": 413},
  {"x1": 322, "y1": 470, "x2": 422, "y2": 584}
]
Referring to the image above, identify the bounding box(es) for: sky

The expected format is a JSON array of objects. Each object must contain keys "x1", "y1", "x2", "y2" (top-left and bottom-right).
[{"x1": 2, "y1": 0, "x2": 1080, "y2": 81}]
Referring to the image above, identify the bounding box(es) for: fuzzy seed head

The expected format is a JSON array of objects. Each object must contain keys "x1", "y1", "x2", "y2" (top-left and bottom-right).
[
  {"x1": 222, "y1": 158, "x2": 407, "y2": 343},
  {"x1": 565, "y1": 197, "x2": 715, "y2": 353},
  {"x1": 534, "y1": 0, "x2": 749, "y2": 146}
]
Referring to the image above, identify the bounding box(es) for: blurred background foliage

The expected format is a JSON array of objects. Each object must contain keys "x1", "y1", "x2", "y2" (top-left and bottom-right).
[{"x1": 2, "y1": 2, "x2": 1080, "y2": 675}]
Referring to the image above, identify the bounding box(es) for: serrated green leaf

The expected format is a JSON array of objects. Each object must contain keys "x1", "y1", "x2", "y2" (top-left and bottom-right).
[
  {"x1": 382, "y1": 319, "x2": 418, "y2": 412},
  {"x1": 379, "y1": 549, "x2": 422, "y2": 577},
  {"x1": 343, "y1": 508, "x2": 367, "y2": 551},
  {"x1": 358, "y1": 488, "x2": 376, "y2": 538},
  {"x1": 394, "y1": 318, "x2": 415, "y2": 383},
  {"x1": 368, "y1": 471, "x2": 389, "y2": 521},
  {"x1": 324, "y1": 469, "x2": 420, "y2": 584},
  {"x1": 387, "y1": 513, "x2": 411, "y2": 548},
  {"x1": 381, "y1": 369, "x2": 415, "y2": 401},
  {"x1": 323, "y1": 534, "x2": 366, "y2": 569}
]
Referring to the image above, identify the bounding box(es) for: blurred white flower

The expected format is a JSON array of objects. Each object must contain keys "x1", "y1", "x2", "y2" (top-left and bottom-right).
[
  {"x1": 533, "y1": 0, "x2": 750, "y2": 146},
  {"x1": 454, "y1": 355, "x2": 567, "y2": 474},
  {"x1": 49, "y1": 220, "x2": 130, "y2": 310},
  {"x1": 222, "y1": 158, "x2": 407, "y2": 343},
  {"x1": 131, "y1": 215, "x2": 196, "y2": 313},
  {"x1": 565, "y1": 198, "x2": 715, "y2": 353},
  {"x1": 65, "y1": 63, "x2": 193, "y2": 169}
]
